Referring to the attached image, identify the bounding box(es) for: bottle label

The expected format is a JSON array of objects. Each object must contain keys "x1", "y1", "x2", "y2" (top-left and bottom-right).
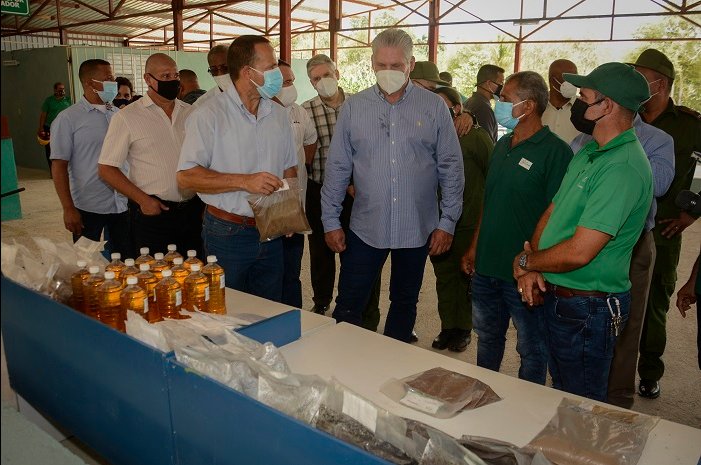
[
  {"x1": 204, "y1": 286, "x2": 210, "y2": 301},
  {"x1": 176, "y1": 290, "x2": 182, "y2": 306},
  {"x1": 143, "y1": 298, "x2": 149, "y2": 311},
  {"x1": 220, "y1": 275, "x2": 225, "y2": 289}
]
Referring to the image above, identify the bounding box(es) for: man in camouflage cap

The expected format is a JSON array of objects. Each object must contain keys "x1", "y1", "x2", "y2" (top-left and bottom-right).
[{"x1": 633, "y1": 48, "x2": 701, "y2": 399}]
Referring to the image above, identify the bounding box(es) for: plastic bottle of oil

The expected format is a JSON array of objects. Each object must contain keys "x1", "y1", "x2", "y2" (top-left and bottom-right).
[
  {"x1": 183, "y1": 249, "x2": 203, "y2": 272},
  {"x1": 120, "y1": 276, "x2": 149, "y2": 322},
  {"x1": 105, "y1": 253, "x2": 126, "y2": 281},
  {"x1": 155, "y1": 269, "x2": 184, "y2": 319},
  {"x1": 70, "y1": 260, "x2": 90, "y2": 312},
  {"x1": 151, "y1": 253, "x2": 169, "y2": 281},
  {"x1": 121, "y1": 258, "x2": 140, "y2": 285},
  {"x1": 183, "y1": 264, "x2": 209, "y2": 312},
  {"x1": 83, "y1": 266, "x2": 105, "y2": 319},
  {"x1": 164, "y1": 244, "x2": 182, "y2": 267},
  {"x1": 170, "y1": 257, "x2": 189, "y2": 287},
  {"x1": 135, "y1": 247, "x2": 155, "y2": 268},
  {"x1": 97, "y1": 271, "x2": 125, "y2": 332},
  {"x1": 202, "y1": 255, "x2": 226, "y2": 314},
  {"x1": 136, "y1": 264, "x2": 161, "y2": 323}
]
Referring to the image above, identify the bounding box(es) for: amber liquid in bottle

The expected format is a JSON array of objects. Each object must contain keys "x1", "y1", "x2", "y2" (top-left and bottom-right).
[
  {"x1": 164, "y1": 244, "x2": 182, "y2": 267},
  {"x1": 105, "y1": 253, "x2": 126, "y2": 282},
  {"x1": 98, "y1": 271, "x2": 125, "y2": 332},
  {"x1": 183, "y1": 249, "x2": 203, "y2": 272},
  {"x1": 121, "y1": 258, "x2": 140, "y2": 285},
  {"x1": 155, "y1": 269, "x2": 185, "y2": 319},
  {"x1": 183, "y1": 264, "x2": 209, "y2": 312},
  {"x1": 135, "y1": 247, "x2": 155, "y2": 268},
  {"x1": 170, "y1": 257, "x2": 189, "y2": 288},
  {"x1": 83, "y1": 266, "x2": 105, "y2": 318},
  {"x1": 202, "y1": 255, "x2": 226, "y2": 314},
  {"x1": 70, "y1": 260, "x2": 90, "y2": 312},
  {"x1": 151, "y1": 252, "x2": 169, "y2": 281},
  {"x1": 137, "y1": 264, "x2": 161, "y2": 323},
  {"x1": 120, "y1": 276, "x2": 149, "y2": 322}
]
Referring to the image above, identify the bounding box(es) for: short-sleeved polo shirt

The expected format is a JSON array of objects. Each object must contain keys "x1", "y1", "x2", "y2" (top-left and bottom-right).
[
  {"x1": 540, "y1": 128, "x2": 653, "y2": 293},
  {"x1": 42, "y1": 95, "x2": 71, "y2": 127},
  {"x1": 475, "y1": 126, "x2": 573, "y2": 282}
]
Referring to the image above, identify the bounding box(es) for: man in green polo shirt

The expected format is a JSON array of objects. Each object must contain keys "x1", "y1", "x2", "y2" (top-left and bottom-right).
[
  {"x1": 38, "y1": 82, "x2": 71, "y2": 171},
  {"x1": 514, "y1": 62, "x2": 653, "y2": 402},
  {"x1": 632, "y1": 49, "x2": 701, "y2": 399},
  {"x1": 461, "y1": 71, "x2": 572, "y2": 384}
]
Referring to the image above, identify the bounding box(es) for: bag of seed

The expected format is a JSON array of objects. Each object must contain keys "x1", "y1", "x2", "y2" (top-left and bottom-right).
[{"x1": 247, "y1": 178, "x2": 311, "y2": 242}]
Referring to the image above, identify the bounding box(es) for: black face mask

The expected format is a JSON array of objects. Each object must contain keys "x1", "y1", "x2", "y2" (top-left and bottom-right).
[
  {"x1": 113, "y1": 98, "x2": 130, "y2": 108},
  {"x1": 449, "y1": 107, "x2": 456, "y2": 119},
  {"x1": 147, "y1": 73, "x2": 180, "y2": 101},
  {"x1": 570, "y1": 98, "x2": 606, "y2": 135},
  {"x1": 493, "y1": 83, "x2": 503, "y2": 98}
]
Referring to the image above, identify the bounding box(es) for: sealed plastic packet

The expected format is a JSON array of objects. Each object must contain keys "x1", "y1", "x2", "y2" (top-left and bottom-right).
[{"x1": 247, "y1": 177, "x2": 311, "y2": 242}]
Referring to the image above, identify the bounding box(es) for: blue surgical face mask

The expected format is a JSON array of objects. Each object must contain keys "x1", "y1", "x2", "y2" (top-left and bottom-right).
[
  {"x1": 249, "y1": 67, "x2": 283, "y2": 99},
  {"x1": 494, "y1": 99, "x2": 526, "y2": 130},
  {"x1": 93, "y1": 79, "x2": 118, "y2": 104}
]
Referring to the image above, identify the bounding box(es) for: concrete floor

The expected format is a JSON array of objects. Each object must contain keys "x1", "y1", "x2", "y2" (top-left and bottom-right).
[{"x1": 1, "y1": 166, "x2": 700, "y2": 462}]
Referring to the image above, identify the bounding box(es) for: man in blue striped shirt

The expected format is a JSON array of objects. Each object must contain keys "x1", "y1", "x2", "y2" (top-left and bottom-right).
[{"x1": 321, "y1": 28, "x2": 464, "y2": 342}]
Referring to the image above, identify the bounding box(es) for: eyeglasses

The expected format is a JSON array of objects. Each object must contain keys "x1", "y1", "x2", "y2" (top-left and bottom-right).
[
  {"x1": 149, "y1": 72, "x2": 180, "y2": 81},
  {"x1": 207, "y1": 65, "x2": 229, "y2": 75}
]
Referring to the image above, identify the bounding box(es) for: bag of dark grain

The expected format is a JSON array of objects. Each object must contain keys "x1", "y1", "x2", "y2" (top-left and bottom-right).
[{"x1": 247, "y1": 178, "x2": 311, "y2": 242}]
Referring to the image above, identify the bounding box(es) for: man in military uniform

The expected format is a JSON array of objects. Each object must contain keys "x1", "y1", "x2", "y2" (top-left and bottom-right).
[{"x1": 633, "y1": 49, "x2": 701, "y2": 399}]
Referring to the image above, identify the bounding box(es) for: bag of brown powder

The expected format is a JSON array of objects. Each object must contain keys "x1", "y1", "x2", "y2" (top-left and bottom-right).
[{"x1": 247, "y1": 178, "x2": 311, "y2": 242}]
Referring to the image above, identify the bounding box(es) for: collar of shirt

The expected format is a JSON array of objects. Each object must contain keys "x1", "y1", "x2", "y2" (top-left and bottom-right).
[
  {"x1": 223, "y1": 83, "x2": 272, "y2": 122},
  {"x1": 312, "y1": 87, "x2": 347, "y2": 111},
  {"x1": 504, "y1": 125, "x2": 551, "y2": 149},
  {"x1": 372, "y1": 79, "x2": 415, "y2": 104},
  {"x1": 78, "y1": 95, "x2": 117, "y2": 114},
  {"x1": 583, "y1": 127, "x2": 637, "y2": 162},
  {"x1": 548, "y1": 98, "x2": 575, "y2": 110}
]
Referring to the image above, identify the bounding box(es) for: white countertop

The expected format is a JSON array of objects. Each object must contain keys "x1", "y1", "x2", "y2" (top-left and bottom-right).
[{"x1": 280, "y1": 323, "x2": 701, "y2": 465}]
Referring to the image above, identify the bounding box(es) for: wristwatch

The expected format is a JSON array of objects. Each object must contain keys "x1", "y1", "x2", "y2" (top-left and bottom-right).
[{"x1": 518, "y1": 253, "x2": 529, "y2": 271}]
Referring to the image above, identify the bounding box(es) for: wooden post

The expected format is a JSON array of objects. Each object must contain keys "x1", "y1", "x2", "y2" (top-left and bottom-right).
[
  {"x1": 279, "y1": 0, "x2": 291, "y2": 62},
  {"x1": 329, "y1": 0, "x2": 340, "y2": 61},
  {"x1": 172, "y1": 0, "x2": 184, "y2": 51},
  {"x1": 427, "y1": 0, "x2": 439, "y2": 63}
]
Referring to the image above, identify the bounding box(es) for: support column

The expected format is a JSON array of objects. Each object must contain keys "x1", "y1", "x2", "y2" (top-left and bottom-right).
[
  {"x1": 209, "y1": 11, "x2": 214, "y2": 49},
  {"x1": 172, "y1": 0, "x2": 184, "y2": 51},
  {"x1": 514, "y1": 40, "x2": 522, "y2": 72},
  {"x1": 427, "y1": 0, "x2": 439, "y2": 63},
  {"x1": 329, "y1": 0, "x2": 340, "y2": 61},
  {"x1": 279, "y1": 0, "x2": 291, "y2": 62}
]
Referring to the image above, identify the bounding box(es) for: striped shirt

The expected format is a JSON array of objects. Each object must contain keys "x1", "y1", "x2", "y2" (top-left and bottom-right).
[
  {"x1": 302, "y1": 87, "x2": 347, "y2": 183},
  {"x1": 321, "y1": 81, "x2": 464, "y2": 249},
  {"x1": 99, "y1": 94, "x2": 193, "y2": 202}
]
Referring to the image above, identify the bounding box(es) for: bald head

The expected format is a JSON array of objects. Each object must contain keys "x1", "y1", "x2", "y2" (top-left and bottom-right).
[
  {"x1": 549, "y1": 59, "x2": 577, "y2": 82},
  {"x1": 145, "y1": 53, "x2": 177, "y2": 74}
]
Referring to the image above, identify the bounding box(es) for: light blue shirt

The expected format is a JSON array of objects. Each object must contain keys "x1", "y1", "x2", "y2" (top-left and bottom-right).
[
  {"x1": 49, "y1": 96, "x2": 127, "y2": 214},
  {"x1": 321, "y1": 81, "x2": 464, "y2": 249},
  {"x1": 178, "y1": 85, "x2": 298, "y2": 217},
  {"x1": 571, "y1": 114, "x2": 675, "y2": 232}
]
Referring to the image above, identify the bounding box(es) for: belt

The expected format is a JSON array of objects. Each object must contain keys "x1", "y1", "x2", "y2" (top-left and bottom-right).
[
  {"x1": 207, "y1": 205, "x2": 256, "y2": 226},
  {"x1": 545, "y1": 283, "x2": 607, "y2": 298}
]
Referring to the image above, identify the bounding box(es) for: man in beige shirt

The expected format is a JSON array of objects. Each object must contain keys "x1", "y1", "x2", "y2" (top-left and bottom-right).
[
  {"x1": 542, "y1": 59, "x2": 580, "y2": 143},
  {"x1": 98, "y1": 53, "x2": 204, "y2": 258}
]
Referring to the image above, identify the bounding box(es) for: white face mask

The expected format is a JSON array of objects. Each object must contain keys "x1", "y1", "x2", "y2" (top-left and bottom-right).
[
  {"x1": 375, "y1": 69, "x2": 407, "y2": 95},
  {"x1": 554, "y1": 78, "x2": 577, "y2": 99},
  {"x1": 315, "y1": 77, "x2": 338, "y2": 98},
  {"x1": 277, "y1": 85, "x2": 298, "y2": 107},
  {"x1": 213, "y1": 74, "x2": 233, "y2": 92}
]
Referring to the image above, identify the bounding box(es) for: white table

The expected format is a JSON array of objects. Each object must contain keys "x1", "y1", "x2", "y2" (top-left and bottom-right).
[
  {"x1": 225, "y1": 288, "x2": 335, "y2": 337},
  {"x1": 280, "y1": 323, "x2": 701, "y2": 465}
]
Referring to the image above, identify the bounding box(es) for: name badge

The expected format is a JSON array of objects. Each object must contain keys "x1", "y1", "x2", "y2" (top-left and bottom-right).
[{"x1": 519, "y1": 158, "x2": 533, "y2": 170}]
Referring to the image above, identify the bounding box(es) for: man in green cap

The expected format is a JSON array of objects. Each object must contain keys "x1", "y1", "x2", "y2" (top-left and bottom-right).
[
  {"x1": 633, "y1": 48, "x2": 701, "y2": 399},
  {"x1": 514, "y1": 62, "x2": 653, "y2": 401}
]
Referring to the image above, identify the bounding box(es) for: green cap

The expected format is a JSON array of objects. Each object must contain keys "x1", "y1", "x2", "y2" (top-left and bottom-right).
[
  {"x1": 563, "y1": 62, "x2": 650, "y2": 112},
  {"x1": 631, "y1": 48, "x2": 675, "y2": 81},
  {"x1": 434, "y1": 87, "x2": 462, "y2": 106},
  {"x1": 410, "y1": 61, "x2": 450, "y2": 86}
]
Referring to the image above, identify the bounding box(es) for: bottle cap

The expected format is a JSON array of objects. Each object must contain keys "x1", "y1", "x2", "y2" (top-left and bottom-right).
[
  {"x1": 111, "y1": 252, "x2": 121, "y2": 260},
  {"x1": 190, "y1": 264, "x2": 201, "y2": 272},
  {"x1": 126, "y1": 276, "x2": 138, "y2": 285},
  {"x1": 207, "y1": 255, "x2": 217, "y2": 263},
  {"x1": 167, "y1": 244, "x2": 177, "y2": 251},
  {"x1": 162, "y1": 269, "x2": 172, "y2": 277},
  {"x1": 187, "y1": 250, "x2": 197, "y2": 258},
  {"x1": 124, "y1": 258, "x2": 135, "y2": 266},
  {"x1": 89, "y1": 266, "x2": 100, "y2": 274},
  {"x1": 104, "y1": 271, "x2": 116, "y2": 280},
  {"x1": 139, "y1": 264, "x2": 150, "y2": 271},
  {"x1": 140, "y1": 247, "x2": 149, "y2": 255},
  {"x1": 77, "y1": 260, "x2": 87, "y2": 268},
  {"x1": 173, "y1": 257, "x2": 183, "y2": 265},
  {"x1": 154, "y1": 252, "x2": 164, "y2": 260}
]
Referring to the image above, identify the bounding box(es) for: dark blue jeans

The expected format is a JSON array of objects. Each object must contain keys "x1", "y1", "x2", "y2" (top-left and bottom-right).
[
  {"x1": 472, "y1": 273, "x2": 547, "y2": 384},
  {"x1": 332, "y1": 230, "x2": 429, "y2": 342},
  {"x1": 544, "y1": 290, "x2": 630, "y2": 402},
  {"x1": 281, "y1": 233, "x2": 304, "y2": 308},
  {"x1": 202, "y1": 210, "x2": 284, "y2": 303},
  {"x1": 74, "y1": 209, "x2": 130, "y2": 260}
]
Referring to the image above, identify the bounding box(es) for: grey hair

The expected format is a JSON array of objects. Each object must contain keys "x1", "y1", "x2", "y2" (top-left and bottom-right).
[
  {"x1": 208, "y1": 44, "x2": 228, "y2": 61},
  {"x1": 371, "y1": 28, "x2": 413, "y2": 63},
  {"x1": 306, "y1": 54, "x2": 336, "y2": 77},
  {"x1": 506, "y1": 71, "x2": 549, "y2": 116}
]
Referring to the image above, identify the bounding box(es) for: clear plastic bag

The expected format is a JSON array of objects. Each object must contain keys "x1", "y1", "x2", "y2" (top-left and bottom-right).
[
  {"x1": 247, "y1": 177, "x2": 311, "y2": 242},
  {"x1": 458, "y1": 436, "x2": 553, "y2": 465},
  {"x1": 381, "y1": 367, "x2": 501, "y2": 418},
  {"x1": 524, "y1": 398, "x2": 659, "y2": 465}
]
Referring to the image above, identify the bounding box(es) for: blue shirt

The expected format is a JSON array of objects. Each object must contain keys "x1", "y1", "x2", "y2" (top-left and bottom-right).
[
  {"x1": 178, "y1": 85, "x2": 298, "y2": 217},
  {"x1": 571, "y1": 114, "x2": 675, "y2": 231},
  {"x1": 321, "y1": 81, "x2": 464, "y2": 249},
  {"x1": 49, "y1": 96, "x2": 127, "y2": 214}
]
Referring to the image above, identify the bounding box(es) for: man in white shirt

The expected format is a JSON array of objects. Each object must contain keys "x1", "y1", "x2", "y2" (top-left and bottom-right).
[
  {"x1": 98, "y1": 52, "x2": 203, "y2": 258},
  {"x1": 177, "y1": 36, "x2": 298, "y2": 303},
  {"x1": 276, "y1": 59, "x2": 318, "y2": 307},
  {"x1": 542, "y1": 59, "x2": 580, "y2": 143}
]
